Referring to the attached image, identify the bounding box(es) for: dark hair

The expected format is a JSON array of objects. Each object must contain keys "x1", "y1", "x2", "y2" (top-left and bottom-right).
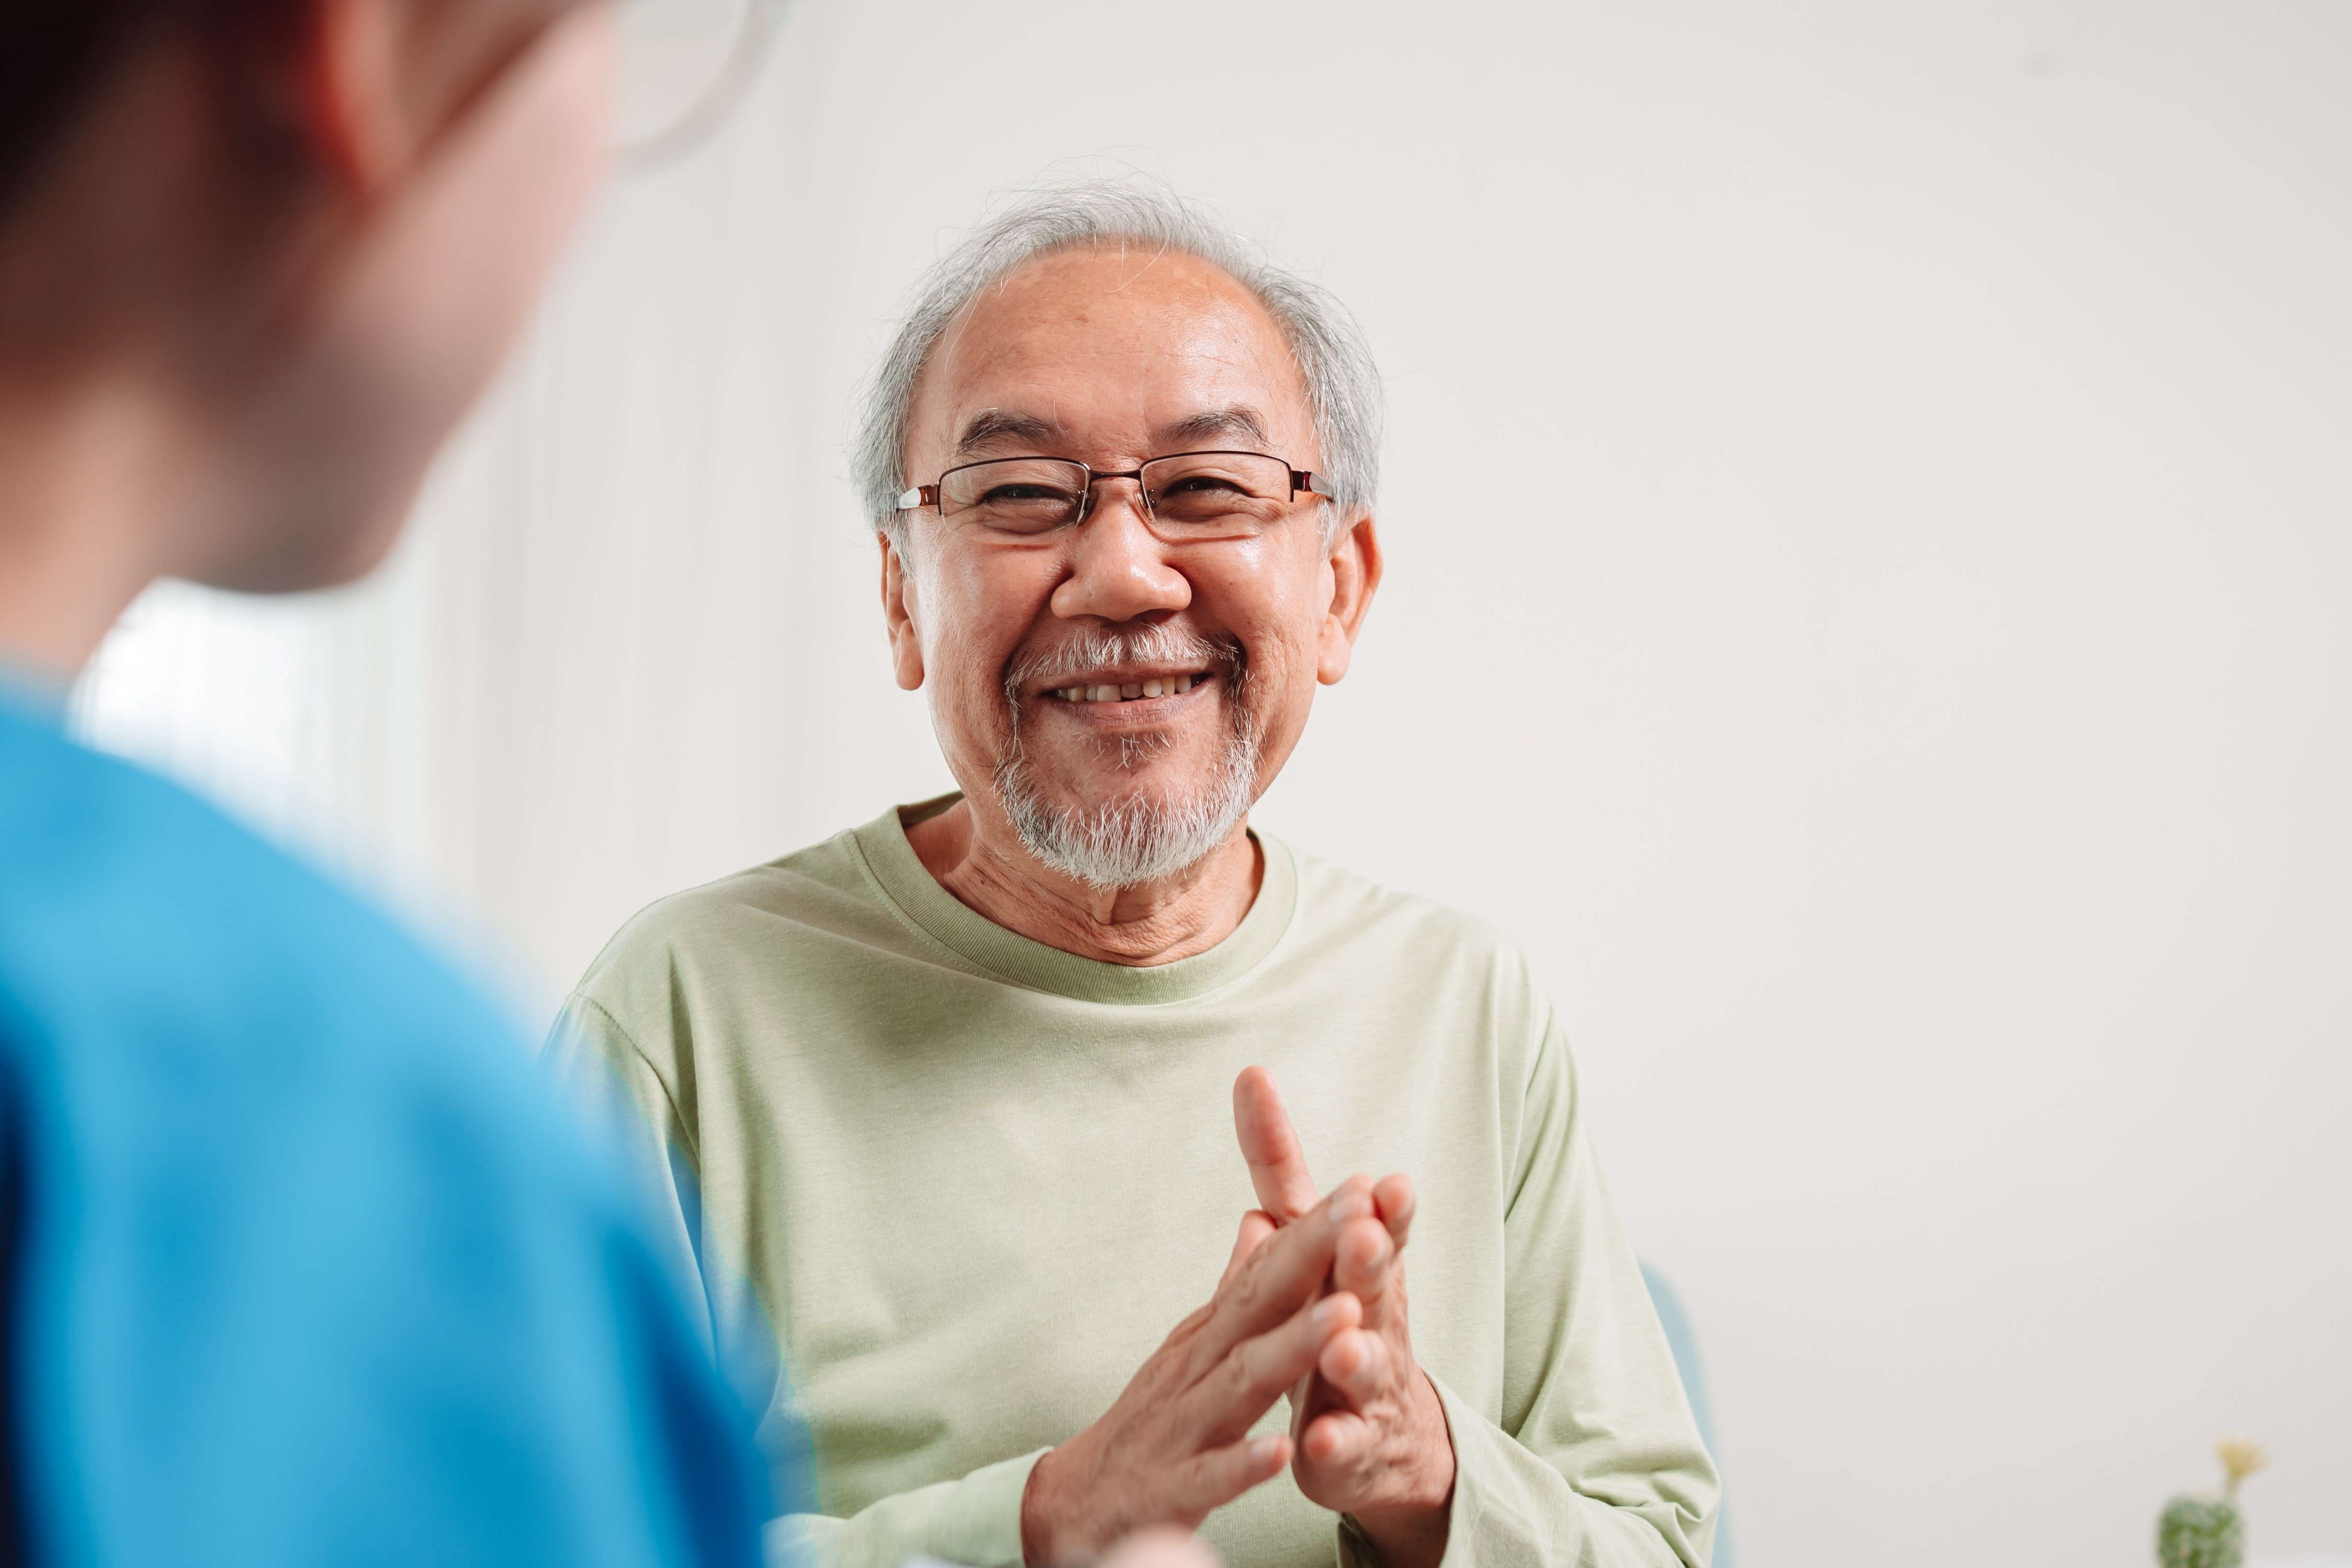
[{"x1": 0, "y1": 0, "x2": 302, "y2": 224}]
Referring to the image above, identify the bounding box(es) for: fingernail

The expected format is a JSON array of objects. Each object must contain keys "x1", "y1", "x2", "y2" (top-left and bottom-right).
[
  {"x1": 1250, "y1": 1435, "x2": 1286, "y2": 1465},
  {"x1": 1330, "y1": 1184, "x2": 1371, "y2": 1223},
  {"x1": 1313, "y1": 1295, "x2": 1347, "y2": 1329}
]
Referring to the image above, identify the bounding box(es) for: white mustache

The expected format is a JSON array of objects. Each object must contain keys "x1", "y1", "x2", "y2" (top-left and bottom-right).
[{"x1": 1003, "y1": 625, "x2": 1241, "y2": 695}]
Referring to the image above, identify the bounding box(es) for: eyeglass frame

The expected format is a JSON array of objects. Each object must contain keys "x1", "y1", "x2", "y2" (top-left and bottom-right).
[
  {"x1": 893, "y1": 450, "x2": 1334, "y2": 533},
  {"x1": 615, "y1": 0, "x2": 794, "y2": 175}
]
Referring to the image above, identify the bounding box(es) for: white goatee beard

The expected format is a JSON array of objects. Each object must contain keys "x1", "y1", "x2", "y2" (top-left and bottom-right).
[{"x1": 993, "y1": 626, "x2": 1260, "y2": 891}]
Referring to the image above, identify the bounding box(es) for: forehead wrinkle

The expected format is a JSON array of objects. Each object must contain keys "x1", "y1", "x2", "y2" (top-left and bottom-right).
[
  {"x1": 921, "y1": 254, "x2": 1315, "y2": 470},
  {"x1": 973, "y1": 247, "x2": 1270, "y2": 348}
]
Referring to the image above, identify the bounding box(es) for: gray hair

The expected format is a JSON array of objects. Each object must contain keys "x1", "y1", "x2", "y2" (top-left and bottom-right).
[{"x1": 853, "y1": 179, "x2": 1384, "y2": 543}]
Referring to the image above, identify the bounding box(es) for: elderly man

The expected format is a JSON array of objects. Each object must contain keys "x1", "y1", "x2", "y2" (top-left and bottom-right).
[{"x1": 553, "y1": 185, "x2": 1718, "y2": 1568}]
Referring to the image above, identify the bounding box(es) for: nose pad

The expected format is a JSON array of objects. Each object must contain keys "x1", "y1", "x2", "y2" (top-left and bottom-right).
[
  {"x1": 1073, "y1": 477, "x2": 1164, "y2": 553},
  {"x1": 1079, "y1": 476, "x2": 1152, "y2": 530}
]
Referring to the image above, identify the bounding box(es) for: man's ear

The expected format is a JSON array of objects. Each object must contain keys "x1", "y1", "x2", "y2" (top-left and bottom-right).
[
  {"x1": 879, "y1": 531, "x2": 926, "y2": 691},
  {"x1": 299, "y1": 0, "x2": 419, "y2": 196},
  {"x1": 1317, "y1": 511, "x2": 1383, "y2": 686}
]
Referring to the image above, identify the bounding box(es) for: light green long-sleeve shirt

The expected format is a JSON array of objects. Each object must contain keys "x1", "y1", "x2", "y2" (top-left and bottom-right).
[{"x1": 550, "y1": 799, "x2": 1717, "y2": 1568}]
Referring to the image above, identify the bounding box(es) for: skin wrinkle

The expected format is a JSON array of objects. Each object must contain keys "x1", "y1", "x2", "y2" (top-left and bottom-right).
[
  {"x1": 883, "y1": 245, "x2": 1382, "y2": 965},
  {"x1": 920, "y1": 226, "x2": 1189, "y2": 398},
  {"x1": 948, "y1": 405, "x2": 1276, "y2": 478},
  {"x1": 927, "y1": 241, "x2": 1251, "y2": 467}
]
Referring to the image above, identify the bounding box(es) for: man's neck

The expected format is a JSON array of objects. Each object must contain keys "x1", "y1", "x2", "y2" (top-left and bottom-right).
[
  {"x1": 905, "y1": 797, "x2": 1263, "y2": 967},
  {"x1": 0, "y1": 368, "x2": 181, "y2": 676}
]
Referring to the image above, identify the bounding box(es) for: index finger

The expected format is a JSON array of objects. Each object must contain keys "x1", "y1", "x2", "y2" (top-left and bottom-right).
[
  {"x1": 1192, "y1": 1176, "x2": 1374, "y2": 1370},
  {"x1": 1233, "y1": 1067, "x2": 1319, "y2": 1222}
]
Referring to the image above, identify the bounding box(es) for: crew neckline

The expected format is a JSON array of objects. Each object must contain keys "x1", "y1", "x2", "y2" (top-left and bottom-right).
[{"x1": 850, "y1": 793, "x2": 1298, "y2": 1006}]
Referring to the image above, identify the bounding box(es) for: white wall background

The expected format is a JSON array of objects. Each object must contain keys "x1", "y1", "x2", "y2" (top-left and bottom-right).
[{"x1": 77, "y1": 1, "x2": 2352, "y2": 1562}]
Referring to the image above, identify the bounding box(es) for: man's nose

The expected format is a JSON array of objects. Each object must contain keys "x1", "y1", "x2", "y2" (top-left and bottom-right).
[{"x1": 1049, "y1": 483, "x2": 1192, "y2": 623}]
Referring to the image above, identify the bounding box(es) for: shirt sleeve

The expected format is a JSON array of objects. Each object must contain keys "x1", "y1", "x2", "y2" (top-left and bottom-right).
[
  {"x1": 549, "y1": 996, "x2": 1044, "y2": 1568},
  {"x1": 546, "y1": 996, "x2": 720, "y2": 1353},
  {"x1": 762, "y1": 1449, "x2": 1045, "y2": 1568},
  {"x1": 546, "y1": 995, "x2": 812, "y2": 1510},
  {"x1": 1342, "y1": 1010, "x2": 1719, "y2": 1568}
]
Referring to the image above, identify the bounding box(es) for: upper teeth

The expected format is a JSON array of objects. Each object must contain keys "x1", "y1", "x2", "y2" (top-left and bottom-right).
[{"x1": 1053, "y1": 675, "x2": 1200, "y2": 703}]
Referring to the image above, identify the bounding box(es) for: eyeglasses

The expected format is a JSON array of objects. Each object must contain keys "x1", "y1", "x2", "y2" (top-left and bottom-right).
[
  {"x1": 613, "y1": 0, "x2": 790, "y2": 173},
  {"x1": 895, "y1": 451, "x2": 1332, "y2": 541}
]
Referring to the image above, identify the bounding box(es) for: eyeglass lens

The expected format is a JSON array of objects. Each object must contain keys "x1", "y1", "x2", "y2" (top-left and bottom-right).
[
  {"x1": 613, "y1": 0, "x2": 786, "y2": 172},
  {"x1": 938, "y1": 453, "x2": 1297, "y2": 538}
]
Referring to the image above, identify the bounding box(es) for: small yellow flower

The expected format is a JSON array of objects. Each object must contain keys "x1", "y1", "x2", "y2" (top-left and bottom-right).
[{"x1": 2216, "y1": 1435, "x2": 2269, "y2": 1497}]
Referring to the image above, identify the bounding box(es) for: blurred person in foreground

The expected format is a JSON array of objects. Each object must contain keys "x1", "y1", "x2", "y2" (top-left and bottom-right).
[
  {"x1": 552, "y1": 183, "x2": 1720, "y2": 1568},
  {"x1": 0, "y1": 1, "x2": 787, "y2": 1562},
  {"x1": 0, "y1": 7, "x2": 1239, "y2": 1568}
]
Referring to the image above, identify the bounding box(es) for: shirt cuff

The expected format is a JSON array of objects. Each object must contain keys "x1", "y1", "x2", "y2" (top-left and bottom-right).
[
  {"x1": 945, "y1": 1447, "x2": 1049, "y2": 1568},
  {"x1": 1422, "y1": 1373, "x2": 1501, "y2": 1568},
  {"x1": 1335, "y1": 1373, "x2": 1487, "y2": 1568},
  {"x1": 765, "y1": 1447, "x2": 1048, "y2": 1568}
]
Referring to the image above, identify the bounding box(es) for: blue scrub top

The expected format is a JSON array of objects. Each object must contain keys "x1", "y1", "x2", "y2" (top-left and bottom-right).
[{"x1": 0, "y1": 686, "x2": 779, "y2": 1565}]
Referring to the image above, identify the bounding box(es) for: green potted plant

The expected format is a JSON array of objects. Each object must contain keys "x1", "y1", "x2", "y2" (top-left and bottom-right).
[{"x1": 2157, "y1": 1436, "x2": 2269, "y2": 1568}]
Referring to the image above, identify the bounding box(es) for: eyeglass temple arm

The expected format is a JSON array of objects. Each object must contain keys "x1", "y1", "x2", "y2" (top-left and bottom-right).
[
  {"x1": 893, "y1": 484, "x2": 941, "y2": 512},
  {"x1": 1295, "y1": 471, "x2": 1332, "y2": 498}
]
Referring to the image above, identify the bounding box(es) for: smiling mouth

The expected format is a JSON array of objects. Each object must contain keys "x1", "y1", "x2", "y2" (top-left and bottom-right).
[{"x1": 1046, "y1": 673, "x2": 1211, "y2": 705}]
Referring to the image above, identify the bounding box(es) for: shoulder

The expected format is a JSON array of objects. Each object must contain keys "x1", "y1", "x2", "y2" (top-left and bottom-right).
[
  {"x1": 570, "y1": 826, "x2": 900, "y2": 1006},
  {"x1": 0, "y1": 709, "x2": 596, "y2": 1206},
  {"x1": 0, "y1": 711, "x2": 765, "y2": 1566},
  {"x1": 0, "y1": 708, "x2": 474, "y2": 1025},
  {"x1": 1273, "y1": 836, "x2": 1559, "y2": 1060},
  {"x1": 1280, "y1": 838, "x2": 1547, "y2": 993},
  {"x1": 1, "y1": 710, "x2": 447, "y2": 1011}
]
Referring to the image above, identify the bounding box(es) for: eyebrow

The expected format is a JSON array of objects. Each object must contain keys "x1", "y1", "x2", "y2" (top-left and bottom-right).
[
  {"x1": 950, "y1": 403, "x2": 1275, "y2": 462},
  {"x1": 1159, "y1": 405, "x2": 1270, "y2": 450},
  {"x1": 954, "y1": 410, "x2": 1065, "y2": 457}
]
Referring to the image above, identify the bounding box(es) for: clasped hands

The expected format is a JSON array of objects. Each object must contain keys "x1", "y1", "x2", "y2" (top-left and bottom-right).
[{"x1": 1021, "y1": 1069, "x2": 1455, "y2": 1568}]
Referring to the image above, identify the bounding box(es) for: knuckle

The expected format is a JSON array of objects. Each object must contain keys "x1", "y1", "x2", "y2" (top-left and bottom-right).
[
  {"x1": 1179, "y1": 1332, "x2": 1225, "y2": 1387},
  {"x1": 1228, "y1": 1266, "x2": 1275, "y2": 1321},
  {"x1": 1223, "y1": 1341, "x2": 1263, "y2": 1401},
  {"x1": 1184, "y1": 1451, "x2": 1233, "y2": 1504},
  {"x1": 1224, "y1": 1262, "x2": 1259, "y2": 1308},
  {"x1": 1172, "y1": 1450, "x2": 1230, "y2": 1510}
]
